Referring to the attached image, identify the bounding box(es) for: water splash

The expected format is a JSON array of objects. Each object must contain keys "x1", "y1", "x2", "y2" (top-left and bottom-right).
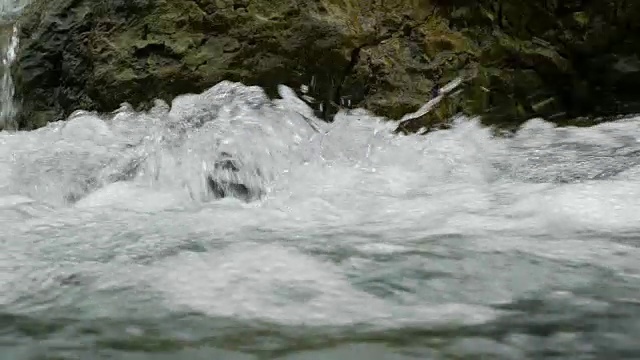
[
  {"x1": 0, "y1": 24, "x2": 18, "y2": 129},
  {"x1": 0, "y1": 0, "x2": 24, "y2": 130},
  {"x1": 1, "y1": 80, "x2": 640, "y2": 358},
  {"x1": 0, "y1": 4, "x2": 638, "y2": 360}
]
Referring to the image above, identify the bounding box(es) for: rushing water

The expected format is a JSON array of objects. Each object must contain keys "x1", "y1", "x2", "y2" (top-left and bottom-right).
[
  {"x1": 0, "y1": 0, "x2": 24, "y2": 130},
  {"x1": 0, "y1": 80, "x2": 640, "y2": 359}
]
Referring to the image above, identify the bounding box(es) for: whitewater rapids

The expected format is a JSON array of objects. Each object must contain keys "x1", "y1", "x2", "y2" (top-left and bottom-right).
[{"x1": 0, "y1": 81, "x2": 639, "y2": 359}]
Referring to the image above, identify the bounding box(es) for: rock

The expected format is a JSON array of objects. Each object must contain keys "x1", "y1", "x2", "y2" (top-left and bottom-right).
[
  {"x1": 11, "y1": 0, "x2": 640, "y2": 133},
  {"x1": 206, "y1": 152, "x2": 264, "y2": 202},
  {"x1": 443, "y1": 0, "x2": 640, "y2": 129},
  {"x1": 13, "y1": 0, "x2": 356, "y2": 129}
]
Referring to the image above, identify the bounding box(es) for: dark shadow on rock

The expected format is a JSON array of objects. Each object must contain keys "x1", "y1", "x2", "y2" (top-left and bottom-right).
[{"x1": 206, "y1": 152, "x2": 263, "y2": 202}]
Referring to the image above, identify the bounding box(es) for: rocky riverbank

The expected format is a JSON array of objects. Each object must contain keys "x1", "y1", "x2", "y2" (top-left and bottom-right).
[{"x1": 11, "y1": 0, "x2": 640, "y2": 132}]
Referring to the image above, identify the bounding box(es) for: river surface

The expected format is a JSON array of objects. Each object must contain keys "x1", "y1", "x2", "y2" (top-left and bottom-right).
[{"x1": 0, "y1": 81, "x2": 639, "y2": 359}]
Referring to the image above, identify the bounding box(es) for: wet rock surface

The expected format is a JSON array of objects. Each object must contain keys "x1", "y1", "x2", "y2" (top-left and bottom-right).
[
  {"x1": 207, "y1": 152, "x2": 264, "y2": 202},
  {"x1": 12, "y1": 0, "x2": 640, "y2": 132}
]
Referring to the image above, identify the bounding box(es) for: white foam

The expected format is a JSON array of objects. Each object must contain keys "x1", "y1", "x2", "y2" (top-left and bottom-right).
[{"x1": 1, "y1": 81, "x2": 639, "y2": 328}]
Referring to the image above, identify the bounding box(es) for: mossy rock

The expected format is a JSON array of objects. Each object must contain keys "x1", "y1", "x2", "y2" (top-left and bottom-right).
[{"x1": 11, "y1": 0, "x2": 640, "y2": 132}]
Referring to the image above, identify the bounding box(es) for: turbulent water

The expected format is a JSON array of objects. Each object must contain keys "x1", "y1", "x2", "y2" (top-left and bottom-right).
[
  {"x1": 0, "y1": 0, "x2": 24, "y2": 129},
  {"x1": 0, "y1": 81, "x2": 639, "y2": 359}
]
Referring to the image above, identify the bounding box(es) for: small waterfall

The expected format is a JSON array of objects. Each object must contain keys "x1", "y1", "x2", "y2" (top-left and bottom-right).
[
  {"x1": 0, "y1": 0, "x2": 24, "y2": 130},
  {"x1": 0, "y1": 24, "x2": 18, "y2": 129}
]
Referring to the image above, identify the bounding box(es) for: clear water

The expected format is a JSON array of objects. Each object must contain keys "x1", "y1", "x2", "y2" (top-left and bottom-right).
[{"x1": 1, "y1": 81, "x2": 639, "y2": 359}]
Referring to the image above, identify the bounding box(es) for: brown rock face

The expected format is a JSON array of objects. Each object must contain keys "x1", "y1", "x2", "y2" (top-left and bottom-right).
[{"x1": 11, "y1": 0, "x2": 640, "y2": 132}]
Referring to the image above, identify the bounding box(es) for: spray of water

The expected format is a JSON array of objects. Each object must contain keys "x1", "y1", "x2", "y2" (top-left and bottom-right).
[
  {"x1": 0, "y1": 24, "x2": 18, "y2": 129},
  {"x1": 0, "y1": 3, "x2": 639, "y2": 357},
  {"x1": 0, "y1": 77, "x2": 639, "y2": 358},
  {"x1": 0, "y1": 0, "x2": 24, "y2": 130}
]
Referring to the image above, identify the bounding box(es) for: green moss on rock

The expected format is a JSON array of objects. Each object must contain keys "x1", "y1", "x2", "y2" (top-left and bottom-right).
[{"x1": 12, "y1": 0, "x2": 640, "y2": 132}]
